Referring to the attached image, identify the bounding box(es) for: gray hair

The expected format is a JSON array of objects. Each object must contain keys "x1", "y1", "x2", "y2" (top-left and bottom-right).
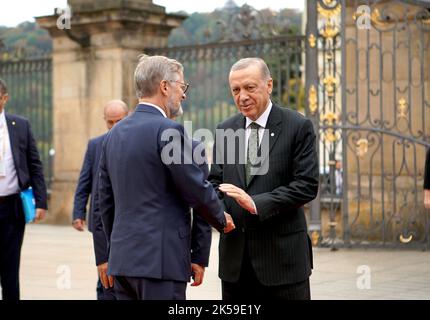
[
  {"x1": 230, "y1": 57, "x2": 271, "y2": 80},
  {"x1": 134, "y1": 55, "x2": 184, "y2": 98},
  {"x1": 0, "y1": 78, "x2": 8, "y2": 96}
]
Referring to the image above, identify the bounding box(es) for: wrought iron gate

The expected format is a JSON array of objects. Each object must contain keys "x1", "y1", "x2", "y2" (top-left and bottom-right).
[
  {"x1": 0, "y1": 53, "x2": 53, "y2": 188},
  {"x1": 307, "y1": 0, "x2": 430, "y2": 248},
  {"x1": 147, "y1": 36, "x2": 306, "y2": 150}
]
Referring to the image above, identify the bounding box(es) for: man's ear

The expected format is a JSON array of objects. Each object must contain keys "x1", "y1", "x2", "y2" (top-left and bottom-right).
[
  {"x1": 160, "y1": 80, "x2": 169, "y2": 96},
  {"x1": 267, "y1": 78, "x2": 273, "y2": 95}
]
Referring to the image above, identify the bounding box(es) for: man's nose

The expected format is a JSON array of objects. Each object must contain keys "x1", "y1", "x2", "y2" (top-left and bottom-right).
[
  {"x1": 239, "y1": 93, "x2": 249, "y2": 103},
  {"x1": 182, "y1": 93, "x2": 186, "y2": 100}
]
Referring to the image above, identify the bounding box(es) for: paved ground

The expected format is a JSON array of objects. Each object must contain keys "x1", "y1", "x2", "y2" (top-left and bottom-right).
[{"x1": 11, "y1": 224, "x2": 430, "y2": 300}]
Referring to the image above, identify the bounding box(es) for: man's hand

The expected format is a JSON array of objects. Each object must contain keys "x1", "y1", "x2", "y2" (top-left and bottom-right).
[
  {"x1": 190, "y1": 263, "x2": 205, "y2": 287},
  {"x1": 35, "y1": 208, "x2": 46, "y2": 223},
  {"x1": 219, "y1": 183, "x2": 256, "y2": 214},
  {"x1": 223, "y1": 212, "x2": 235, "y2": 233},
  {"x1": 98, "y1": 262, "x2": 114, "y2": 289},
  {"x1": 72, "y1": 218, "x2": 85, "y2": 231},
  {"x1": 425, "y1": 189, "x2": 430, "y2": 209}
]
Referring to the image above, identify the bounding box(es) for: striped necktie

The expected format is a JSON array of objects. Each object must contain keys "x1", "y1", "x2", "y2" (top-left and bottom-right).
[{"x1": 246, "y1": 122, "x2": 260, "y2": 185}]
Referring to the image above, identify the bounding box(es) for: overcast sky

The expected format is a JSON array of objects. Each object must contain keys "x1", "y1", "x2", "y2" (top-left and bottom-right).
[{"x1": 0, "y1": 0, "x2": 305, "y2": 27}]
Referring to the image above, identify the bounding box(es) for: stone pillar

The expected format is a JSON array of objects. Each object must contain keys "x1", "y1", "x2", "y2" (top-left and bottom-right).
[{"x1": 36, "y1": 0, "x2": 186, "y2": 224}]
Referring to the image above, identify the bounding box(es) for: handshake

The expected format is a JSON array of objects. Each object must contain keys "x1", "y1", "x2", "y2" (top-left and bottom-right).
[{"x1": 223, "y1": 212, "x2": 236, "y2": 233}]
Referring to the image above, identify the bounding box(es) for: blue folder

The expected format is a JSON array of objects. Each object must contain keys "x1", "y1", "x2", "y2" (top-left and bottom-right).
[{"x1": 20, "y1": 188, "x2": 36, "y2": 223}]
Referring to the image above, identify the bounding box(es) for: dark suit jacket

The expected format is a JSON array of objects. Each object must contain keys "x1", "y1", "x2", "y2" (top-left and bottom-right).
[
  {"x1": 209, "y1": 104, "x2": 319, "y2": 286},
  {"x1": 98, "y1": 104, "x2": 226, "y2": 282},
  {"x1": 4, "y1": 113, "x2": 47, "y2": 210},
  {"x1": 191, "y1": 140, "x2": 212, "y2": 267},
  {"x1": 90, "y1": 138, "x2": 213, "y2": 267},
  {"x1": 72, "y1": 133, "x2": 110, "y2": 266},
  {"x1": 425, "y1": 148, "x2": 430, "y2": 190},
  {"x1": 73, "y1": 133, "x2": 106, "y2": 232}
]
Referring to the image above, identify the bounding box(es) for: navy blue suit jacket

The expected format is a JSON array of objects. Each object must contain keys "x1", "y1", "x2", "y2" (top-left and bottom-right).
[
  {"x1": 4, "y1": 113, "x2": 47, "y2": 210},
  {"x1": 72, "y1": 133, "x2": 110, "y2": 266},
  {"x1": 89, "y1": 136, "x2": 213, "y2": 267},
  {"x1": 98, "y1": 104, "x2": 226, "y2": 282},
  {"x1": 190, "y1": 140, "x2": 212, "y2": 267},
  {"x1": 72, "y1": 133, "x2": 106, "y2": 232}
]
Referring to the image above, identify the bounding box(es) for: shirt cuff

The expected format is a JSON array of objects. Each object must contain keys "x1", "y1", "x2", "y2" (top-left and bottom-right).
[{"x1": 250, "y1": 200, "x2": 258, "y2": 215}]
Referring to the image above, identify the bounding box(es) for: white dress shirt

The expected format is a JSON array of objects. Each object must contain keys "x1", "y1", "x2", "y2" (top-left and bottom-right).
[
  {"x1": 0, "y1": 111, "x2": 20, "y2": 196},
  {"x1": 243, "y1": 101, "x2": 273, "y2": 215}
]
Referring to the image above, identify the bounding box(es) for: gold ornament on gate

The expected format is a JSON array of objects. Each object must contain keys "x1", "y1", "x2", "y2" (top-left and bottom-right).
[
  {"x1": 398, "y1": 98, "x2": 408, "y2": 120},
  {"x1": 399, "y1": 234, "x2": 413, "y2": 243},
  {"x1": 317, "y1": 2, "x2": 341, "y2": 19},
  {"x1": 320, "y1": 20, "x2": 339, "y2": 39},
  {"x1": 308, "y1": 85, "x2": 318, "y2": 115},
  {"x1": 320, "y1": 111, "x2": 340, "y2": 142},
  {"x1": 323, "y1": 75, "x2": 337, "y2": 98},
  {"x1": 308, "y1": 34, "x2": 316, "y2": 48},
  {"x1": 356, "y1": 138, "x2": 369, "y2": 158}
]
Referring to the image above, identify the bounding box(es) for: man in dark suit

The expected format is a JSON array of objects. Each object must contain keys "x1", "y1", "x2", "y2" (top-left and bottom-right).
[
  {"x1": 424, "y1": 148, "x2": 430, "y2": 209},
  {"x1": 209, "y1": 58, "x2": 319, "y2": 300},
  {"x1": 98, "y1": 55, "x2": 235, "y2": 300},
  {"x1": 0, "y1": 78, "x2": 47, "y2": 300},
  {"x1": 72, "y1": 99, "x2": 129, "y2": 300}
]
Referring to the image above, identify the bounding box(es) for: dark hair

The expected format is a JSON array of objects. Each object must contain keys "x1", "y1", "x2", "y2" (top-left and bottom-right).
[{"x1": 0, "y1": 79, "x2": 8, "y2": 96}]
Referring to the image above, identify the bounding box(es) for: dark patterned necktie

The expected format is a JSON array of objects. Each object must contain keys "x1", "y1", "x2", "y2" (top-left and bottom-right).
[{"x1": 246, "y1": 122, "x2": 260, "y2": 185}]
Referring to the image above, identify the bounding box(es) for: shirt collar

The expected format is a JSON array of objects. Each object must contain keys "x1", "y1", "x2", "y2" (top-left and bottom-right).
[
  {"x1": 245, "y1": 101, "x2": 272, "y2": 129},
  {"x1": 139, "y1": 102, "x2": 167, "y2": 118}
]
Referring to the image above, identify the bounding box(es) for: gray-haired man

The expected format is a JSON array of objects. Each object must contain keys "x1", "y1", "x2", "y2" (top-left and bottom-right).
[{"x1": 98, "y1": 55, "x2": 235, "y2": 300}]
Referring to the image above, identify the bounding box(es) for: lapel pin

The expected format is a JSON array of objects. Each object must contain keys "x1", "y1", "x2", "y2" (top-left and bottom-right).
[
  {"x1": 12, "y1": 121, "x2": 16, "y2": 126},
  {"x1": 271, "y1": 133, "x2": 274, "y2": 137}
]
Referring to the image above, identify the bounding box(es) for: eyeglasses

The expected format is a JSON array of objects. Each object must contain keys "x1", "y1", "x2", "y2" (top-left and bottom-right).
[{"x1": 168, "y1": 80, "x2": 189, "y2": 94}]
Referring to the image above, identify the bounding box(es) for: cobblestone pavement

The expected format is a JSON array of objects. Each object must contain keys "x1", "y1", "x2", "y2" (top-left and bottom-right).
[{"x1": 11, "y1": 225, "x2": 430, "y2": 300}]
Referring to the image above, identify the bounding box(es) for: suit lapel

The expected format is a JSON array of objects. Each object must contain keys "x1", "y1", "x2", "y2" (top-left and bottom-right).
[
  {"x1": 232, "y1": 115, "x2": 246, "y2": 188},
  {"x1": 247, "y1": 105, "x2": 283, "y2": 186},
  {"x1": 5, "y1": 113, "x2": 20, "y2": 170}
]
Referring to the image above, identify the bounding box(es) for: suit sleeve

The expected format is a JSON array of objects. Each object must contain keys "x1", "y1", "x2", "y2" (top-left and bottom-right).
[
  {"x1": 191, "y1": 143, "x2": 212, "y2": 266},
  {"x1": 98, "y1": 138, "x2": 115, "y2": 246},
  {"x1": 425, "y1": 148, "x2": 430, "y2": 190},
  {"x1": 161, "y1": 125, "x2": 226, "y2": 232},
  {"x1": 92, "y1": 207, "x2": 109, "y2": 265},
  {"x1": 72, "y1": 142, "x2": 93, "y2": 221},
  {"x1": 92, "y1": 151, "x2": 109, "y2": 265},
  {"x1": 26, "y1": 121, "x2": 48, "y2": 209},
  {"x1": 252, "y1": 119, "x2": 319, "y2": 221},
  {"x1": 208, "y1": 124, "x2": 225, "y2": 200}
]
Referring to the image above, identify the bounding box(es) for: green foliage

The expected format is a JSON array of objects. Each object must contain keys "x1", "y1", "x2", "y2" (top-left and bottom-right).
[
  {"x1": 168, "y1": 6, "x2": 302, "y2": 46},
  {"x1": 0, "y1": 22, "x2": 51, "y2": 56}
]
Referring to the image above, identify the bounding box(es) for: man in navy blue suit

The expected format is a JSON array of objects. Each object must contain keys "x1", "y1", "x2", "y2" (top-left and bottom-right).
[
  {"x1": 72, "y1": 100, "x2": 128, "y2": 300},
  {"x1": 99, "y1": 55, "x2": 235, "y2": 300},
  {"x1": 0, "y1": 78, "x2": 47, "y2": 300}
]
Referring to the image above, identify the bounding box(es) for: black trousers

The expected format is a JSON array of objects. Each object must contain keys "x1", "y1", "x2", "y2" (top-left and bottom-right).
[
  {"x1": 222, "y1": 241, "x2": 311, "y2": 301},
  {"x1": 0, "y1": 194, "x2": 25, "y2": 301},
  {"x1": 96, "y1": 277, "x2": 116, "y2": 300},
  {"x1": 114, "y1": 276, "x2": 187, "y2": 300}
]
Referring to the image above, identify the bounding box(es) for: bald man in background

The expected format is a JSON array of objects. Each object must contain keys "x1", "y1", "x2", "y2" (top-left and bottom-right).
[{"x1": 72, "y1": 100, "x2": 129, "y2": 300}]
